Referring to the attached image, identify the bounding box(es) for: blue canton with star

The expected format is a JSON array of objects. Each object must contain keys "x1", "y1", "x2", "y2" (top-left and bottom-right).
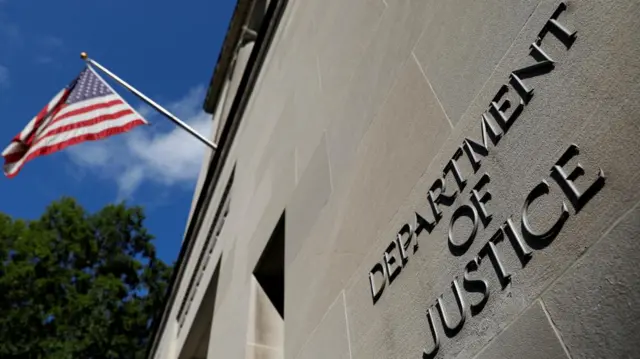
[{"x1": 66, "y1": 67, "x2": 113, "y2": 105}]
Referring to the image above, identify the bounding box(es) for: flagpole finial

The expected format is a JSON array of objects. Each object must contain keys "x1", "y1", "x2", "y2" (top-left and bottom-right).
[{"x1": 80, "y1": 52, "x2": 88, "y2": 60}]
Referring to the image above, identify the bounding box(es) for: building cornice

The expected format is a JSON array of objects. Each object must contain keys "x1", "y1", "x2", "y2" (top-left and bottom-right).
[{"x1": 202, "y1": 0, "x2": 255, "y2": 115}]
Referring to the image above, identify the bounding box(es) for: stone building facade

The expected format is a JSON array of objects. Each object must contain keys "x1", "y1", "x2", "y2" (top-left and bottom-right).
[{"x1": 146, "y1": 0, "x2": 640, "y2": 358}]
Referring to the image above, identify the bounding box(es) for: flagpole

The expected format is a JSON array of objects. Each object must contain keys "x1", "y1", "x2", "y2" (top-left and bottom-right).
[{"x1": 79, "y1": 52, "x2": 217, "y2": 151}]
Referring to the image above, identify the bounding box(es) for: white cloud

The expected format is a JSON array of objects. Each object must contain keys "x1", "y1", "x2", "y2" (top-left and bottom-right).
[
  {"x1": 0, "y1": 65, "x2": 8, "y2": 87},
  {"x1": 66, "y1": 85, "x2": 214, "y2": 199}
]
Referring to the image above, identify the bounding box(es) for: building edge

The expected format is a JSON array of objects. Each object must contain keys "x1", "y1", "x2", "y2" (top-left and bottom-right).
[{"x1": 144, "y1": 0, "x2": 288, "y2": 357}]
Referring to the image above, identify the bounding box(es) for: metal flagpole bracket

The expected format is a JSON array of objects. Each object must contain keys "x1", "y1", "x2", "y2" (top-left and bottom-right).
[{"x1": 79, "y1": 52, "x2": 218, "y2": 151}]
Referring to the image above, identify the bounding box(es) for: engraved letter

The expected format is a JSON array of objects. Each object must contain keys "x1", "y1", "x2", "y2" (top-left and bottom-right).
[
  {"x1": 503, "y1": 217, "x2": 533, "y2": 266},
  {"x1": 489, "y1": 84, "x2": 524, "y2": 132},
  {"x1": 436, "y1": 277, "x2": 468, "y2": 337},
  {"x1": 550, "y1": 144, "x2": 605, "y2": 213},
  {"x1": 509, "y1": 72, "x2": 536, "y2": 104},
  {"x1": 463, "y1": 257, "x2": 489, "y2": 316},
  {"x1": 509, "y1": 2, "x2": 575, "y2": 104},
  {"x1": 470, "y1": 174, "x2": 493, "y2": 227},
  {"x1": 415, "y1": 210, "x2": 437, "y2": 236},
  {"x1": 521, "y1": 180, "x2": 570, "y2": 249},
  {"x1": 423, "y1": 306, "x2": 441, "y2": 359},
  {"x1": 479, "y1": 228, "x2": 512, "y2": 288},
  {"x1": 369, "y1": 262, "x2": 386, "y2": 304},
  {"x1": 530, "y1": 42, "x2": 555, "y2": 64},
  {"x1": 384, "y1": 241, "x2": 402, "y2": 283},
  {"x1": 537, "y1": 2, "x2": 577, "y2": 48},
  {"x1": 448, "y1": 204, "x2": 479, "y2": 256},
  {"x1": 396, "y1": 223, "x2": 414, "y2": 263},
  {"x1": 510, "y1": 44, "x2": 555, "y2": 104},
  {"x1": 444, "y1": 147, "x2": 468, "y2": 191},
  {"x1": 462, "y1": 113, "x2": 503, "y2": 172},
  {"x1": 428, "y1": 177, "x2": 457, "y2": 222}
]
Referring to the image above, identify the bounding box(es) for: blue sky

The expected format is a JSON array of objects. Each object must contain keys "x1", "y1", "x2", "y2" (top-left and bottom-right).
[{"x1": 0, "y1": 0, "x2": 236, "y2": 264}]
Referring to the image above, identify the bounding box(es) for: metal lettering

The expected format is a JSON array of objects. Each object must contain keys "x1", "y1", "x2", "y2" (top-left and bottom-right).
[
  {"x1": 530, "y1": 42, "x2": 555, "y2": 64},
  {"x1": 384, "y1": 241, "x2": 402, "y2": 283},
  {"x1": 503, "y1": 217, "x2": 533, "y2": 266},
  {"x1": 550, "y1": 144, "x2": 606, "y2": 213},
  {"x1": 521, "y1": 180, "x2": 570, "y2": 249},
  {"x1": 510, "y1": 42, "x2": 556, "y2": 104},
  {"x1": 448, "y1": 204, "x2": 479, "y2": 256},
  {"x1": 549, "y1": 18, "x2": 577, "y2": 40},
  {"x1": 369, "y1": 262, "x2": 386, "y2": 304},
  {"x1": 537, "y1": 2, "x2": 577, "y2": 48},
  {"x1": 470, "y1": 174, "x2": 493, "y2": 227},
  {"x1": 463, "y1": 257, "x2": 489, "y2": 316},
  {"x1": 444, "y1": 148, "x2": 467, "y2": 191},
  {"x1": 489, "y1": 84, "x2": 524, "y2": 132},
  {"x1": 423, "y1": 306, "x2": 441, "y2": 359},
  {"x1": 396, "y1": 223, "x2": 414, "y2": 264},
  {"x1": 436, "y1": 277, "x2": 467, "y2": 337},
  {"x1": 415, "y1": 210, "x2": 437, "y2": 236},
  {"x1": 428, "y1": 177, "x2": 457, "y2": 222},
  {"x1": 509, "y1": 72, "x2": 535, "y2": 104},
  {"x1": 480, "y1": 228, "x2": 512, "y2": 288},
  {"x1": 517, "y1": 40, "x2": 556, "y2": 79},
  {"x1": 462, "y1": 113, "x2": 503, "y2": 172}
]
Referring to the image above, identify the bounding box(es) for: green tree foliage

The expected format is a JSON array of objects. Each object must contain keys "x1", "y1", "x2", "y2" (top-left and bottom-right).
[{"x1": 0, "y1": 197, "x2": 172, "y2": 359}]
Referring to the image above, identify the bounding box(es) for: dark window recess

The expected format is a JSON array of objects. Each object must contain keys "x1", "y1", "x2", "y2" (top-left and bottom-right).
[
  {"x1": 178, "y1": 258, "x2": 222, "y2": 359},
  {"x1": 253, "y1": 212, "x2": 285, "y2": 318}
]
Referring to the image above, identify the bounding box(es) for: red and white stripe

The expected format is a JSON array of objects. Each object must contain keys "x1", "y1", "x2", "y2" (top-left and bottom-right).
[{"x1": 2, "y1": 90, "x2": 147, "y2": 178}]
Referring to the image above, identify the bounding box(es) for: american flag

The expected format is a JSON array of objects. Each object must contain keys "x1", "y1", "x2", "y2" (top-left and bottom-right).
[{"x1": 2, "y1": 65, "x2": 148, "y2": 178}]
